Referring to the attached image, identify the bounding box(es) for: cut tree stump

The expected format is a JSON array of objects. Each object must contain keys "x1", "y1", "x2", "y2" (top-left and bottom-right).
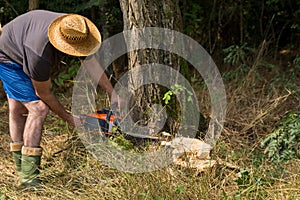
[{"x1": 162, "y1": 137, "x2": 239, "y2": 173}]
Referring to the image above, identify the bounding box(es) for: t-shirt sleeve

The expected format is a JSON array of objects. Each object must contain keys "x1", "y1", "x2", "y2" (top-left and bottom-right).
[{"x1": 22, "y1": 46, "x2": 52, "y2": 81}]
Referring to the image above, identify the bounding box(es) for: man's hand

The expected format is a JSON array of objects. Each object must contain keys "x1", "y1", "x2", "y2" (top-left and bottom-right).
[
  {"x1": 110, "y1": 93, "x2": 126, "y2": 110},
  {"x1": 71, "y1": 114, "x2": 84, "y2": 126}
]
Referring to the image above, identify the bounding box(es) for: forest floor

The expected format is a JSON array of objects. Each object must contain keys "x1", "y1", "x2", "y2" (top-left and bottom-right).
[{"x1": 0, "y1": 52, "x2": 299, "y2": 199}]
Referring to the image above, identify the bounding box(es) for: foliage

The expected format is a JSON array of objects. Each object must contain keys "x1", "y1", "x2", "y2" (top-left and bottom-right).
[
  {"x1": 40, "y1": 0, "x2": 105, "y2": 13},
  {"x1": 221, "y1": 43, "x2": 256, "y2": 83},
  {"x1": 269, "y1": 54, "x2": 300, "y2": 101},
  {"x1": 0, "y1": 0, "x2": 299, "y2": 54},
  {"x1": 223, "y1": 43, "x2": 255, "y2": 66},
  {"x1": 53, "y1": 58, "x2": 80, "y2": 90},
  {"x1": 261, "y1": 112, "x2": 300, "y2": 164},
  {"x1": 0, "y1": 0, "x2": 123, "y2": 37},
  {"x1": 182, "y1": 0, "x2": 299, "y2": 55},
  {"x1": 39, "y1": 0, "x2": 123, "y2": 35},
  {"x1": 162, "y1": 84, "x2": 193, "y2": 105},
  {"x1": 0, "y1": 0, "x2": 27, "y2": 22},
  {"x1": 234, "y1": 167, "x2": 270, "y2": 199},
  {"x1": 292, "y1": 54, "x2": 300, "y2": 76},
  {"x1": 182, "y1": 1, "x2": 206, "y2": 44},
  {"x1": 110, "y1": 134, "x2": 134, "y2": 151}
]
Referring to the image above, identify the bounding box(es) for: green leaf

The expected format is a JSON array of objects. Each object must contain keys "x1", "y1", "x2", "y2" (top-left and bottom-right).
[
  {"x1": 175, "y1": 185, "x2": 184, "y2": 192},
  {"x1": 163, "y1": 91, "x2": 173, "y2": 104}
]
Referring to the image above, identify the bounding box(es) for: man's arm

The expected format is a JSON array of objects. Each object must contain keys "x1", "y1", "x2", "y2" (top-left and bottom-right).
[
  {"x1": 31, "y1": 79, "x2": 75, "y2": 125},
  {"x1": 82, "y1": 55, "x2": 120, "y2": 106}
]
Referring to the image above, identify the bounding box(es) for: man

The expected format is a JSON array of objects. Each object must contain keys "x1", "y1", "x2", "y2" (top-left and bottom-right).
[{"x1": 0, "y1": 10, "x2": 119, "y2": 187}]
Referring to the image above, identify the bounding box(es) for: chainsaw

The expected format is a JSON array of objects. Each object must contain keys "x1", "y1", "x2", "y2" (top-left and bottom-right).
[
  {"x1": 80, "y1": 104, "x2": 160, "y2": 139},
  {"x1": 80, "y1": 104, "x2": 122, "y2": 136}
]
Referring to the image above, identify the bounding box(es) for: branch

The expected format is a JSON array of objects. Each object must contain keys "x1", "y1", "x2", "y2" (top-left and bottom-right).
[{"x1": 3, "y1": 0, "x2": 18, "y2": 16}]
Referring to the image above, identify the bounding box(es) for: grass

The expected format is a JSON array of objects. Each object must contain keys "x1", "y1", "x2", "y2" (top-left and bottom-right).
[{"x1": 0, "y1": 52, "x2": 300, "y2": 199}]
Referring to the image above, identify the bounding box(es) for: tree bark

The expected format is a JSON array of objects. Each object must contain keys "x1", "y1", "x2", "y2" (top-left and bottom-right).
[
  {"x1": 119, "y1": 0, "x2": 183, "y2": 134},
  {"x1": 28, "y1": 0, "x2": 39, "y2": 11}
]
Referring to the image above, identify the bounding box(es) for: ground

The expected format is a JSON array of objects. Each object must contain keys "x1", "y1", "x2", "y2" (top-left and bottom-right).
[{"x1": 0, "y1": 53, "x2": 300, "y2": 199}]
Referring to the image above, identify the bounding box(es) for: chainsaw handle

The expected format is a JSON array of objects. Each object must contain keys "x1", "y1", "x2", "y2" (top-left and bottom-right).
[
  {"x1": 106, "y1": 103, "x2": 118, "y2": 120},
  {"x1": 105, "y1": 103, "x2": 118, "y2": 133}
]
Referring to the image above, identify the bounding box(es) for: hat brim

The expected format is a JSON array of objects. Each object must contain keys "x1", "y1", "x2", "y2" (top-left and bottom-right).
[{"x1": 48, "y1": 14, "x2": 101, "y2": 57}]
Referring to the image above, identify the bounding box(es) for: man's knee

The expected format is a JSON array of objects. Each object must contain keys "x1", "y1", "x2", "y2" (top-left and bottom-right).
[
  {"x1": 8, "y1": 99, "x2": 28, "y2": 116},
  {"x1": 24, "y1": 100, "x2": 49, "y2": 118},
  {"x1": 35, "y1": 101, "x2": 49, "y2": 117}
]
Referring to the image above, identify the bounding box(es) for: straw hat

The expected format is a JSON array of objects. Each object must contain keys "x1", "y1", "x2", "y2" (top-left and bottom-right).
[{"x1": 48, "y1": 14, "x2": 101, "y2": 57}]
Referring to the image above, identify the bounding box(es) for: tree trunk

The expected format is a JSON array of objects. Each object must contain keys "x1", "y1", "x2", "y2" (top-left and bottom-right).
[
  {"x1": 119, "y1": 0, "x2": 183, "y2": 134},
  {"x1": 28, "y1": 0, "x2": 39, "y2": 10}
]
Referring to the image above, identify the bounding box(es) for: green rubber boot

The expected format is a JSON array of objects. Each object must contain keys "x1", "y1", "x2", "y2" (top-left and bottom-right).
[
  {"x1": 19, "y1": 146, "x2": 42, "y2": 187},
  {"x1": 10, "y1": 142, "x2": 24, "y2": 176}
]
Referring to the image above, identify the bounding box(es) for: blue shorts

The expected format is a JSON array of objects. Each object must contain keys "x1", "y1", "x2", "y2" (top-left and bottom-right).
[{"x1": 0, "y1": 62, "x2": 39, "y2": 102}]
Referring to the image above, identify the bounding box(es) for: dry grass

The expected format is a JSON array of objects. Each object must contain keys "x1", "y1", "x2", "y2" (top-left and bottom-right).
[{"x1": 0, "y1": 53, "x2": 300, "y2": 199}]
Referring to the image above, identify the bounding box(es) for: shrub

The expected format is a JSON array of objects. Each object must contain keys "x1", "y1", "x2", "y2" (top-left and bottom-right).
[{"x1": 261, "y1": 112, "x2": 300, "y2": 164}]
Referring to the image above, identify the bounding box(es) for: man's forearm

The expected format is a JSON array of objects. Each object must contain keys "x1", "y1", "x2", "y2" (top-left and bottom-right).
[
  {"x1": 32, "y1": 79, "x2": 73, "y2": 124},
  {"x1": 82, "y1": 56, "x2": 114, "y2": 98},
  {"x1": 39, "y1": 92, "x2": 73, "y2": 123}
]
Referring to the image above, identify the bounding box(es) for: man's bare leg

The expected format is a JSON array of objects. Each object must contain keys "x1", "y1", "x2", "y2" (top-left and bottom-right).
[
  {"x1": 8, "y1": 99, "x2": 49, "y2": 187},
  {"x1": 8, "y1": 97, "x2": 28, "y2": 176},
  {"x1": 8, "y1": 97, "x2": 28, "y2": 142},
  {"x1": 22, "y1": 100, "x2": 49, "y2": 147}
]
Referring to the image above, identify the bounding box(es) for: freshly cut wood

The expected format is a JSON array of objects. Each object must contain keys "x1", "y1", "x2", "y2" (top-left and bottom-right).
[
  {"x1": 162, "y1": 137, "x2": 212, "y2": 160},
  {"x1": 162, "y1": 137, "x2": 239, "y2": 172}
]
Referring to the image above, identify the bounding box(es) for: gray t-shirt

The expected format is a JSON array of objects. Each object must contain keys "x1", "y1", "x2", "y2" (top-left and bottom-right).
[{"x1": 0, "y1": 10, "x2": 64, "y2": 81}]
